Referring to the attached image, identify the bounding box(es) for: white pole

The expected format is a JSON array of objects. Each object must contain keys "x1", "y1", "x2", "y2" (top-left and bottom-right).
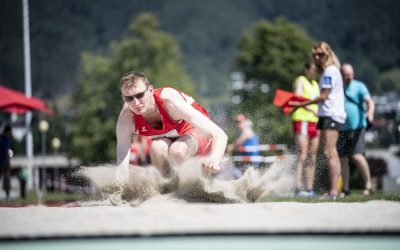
[{"x1": 23, "y1": 0, "x2": 34, "y2": 190}]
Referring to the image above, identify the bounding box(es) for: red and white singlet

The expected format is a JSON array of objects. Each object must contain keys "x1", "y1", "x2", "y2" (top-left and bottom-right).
[{"x1": 132, "y1": 88, "x2": 212, "y2": 155}]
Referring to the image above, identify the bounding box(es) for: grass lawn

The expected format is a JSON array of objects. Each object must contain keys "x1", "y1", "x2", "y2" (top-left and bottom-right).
[
  {"x1": 0, "y1": 191, "x2": 96, "y2": 207},
  {"x1": 258, "y1": 190, "x2": 400, "y2": 202},
  {"x1": 0, "y1": 189, "x2": 399, "y2": 206}
]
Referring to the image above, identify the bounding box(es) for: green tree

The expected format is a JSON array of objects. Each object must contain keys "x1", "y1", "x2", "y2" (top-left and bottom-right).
[
  {"x1": 69, "y1": 53, "x2": 114, "y2": 164},
  {"x1": 232, "y1": 17, "x2": 314, "y2": 145},
  {"x1": 235, "y1": 17, "x2": 313, "y2": 96},
  {"x1": 377, "y1": 67, "x2": 400, "y2": 94},
  {"x1": 109, "y1": 13, "x2": 193, "y2": 94},
  {"x1": 69, "y1": 13, "x2": 193, "y2": 164}
]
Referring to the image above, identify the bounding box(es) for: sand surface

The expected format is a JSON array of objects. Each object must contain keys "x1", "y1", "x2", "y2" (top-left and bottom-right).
[
  {"x1": 1, "y1": 158, "x2": 399, "y2": 239},
  {"x1": 1, "y1": 199, "x2": 400, "y2": 239}
]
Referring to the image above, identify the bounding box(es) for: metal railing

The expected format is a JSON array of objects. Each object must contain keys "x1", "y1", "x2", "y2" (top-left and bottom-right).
[{"x1": 231, "y1": 144, "x2": 288, "y2": 164}]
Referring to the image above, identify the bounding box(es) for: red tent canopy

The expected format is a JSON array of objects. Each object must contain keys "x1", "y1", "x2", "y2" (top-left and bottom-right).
[{"x1": 0, "y1": 85, "x2": 54, "y2": 115}]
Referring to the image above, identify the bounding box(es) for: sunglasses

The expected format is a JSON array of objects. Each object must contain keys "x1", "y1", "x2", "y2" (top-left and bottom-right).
[
  {"x1": 122, "y1": 85, "x2": 149, "y2": 102},
  {"x1": 313, "y1": 52, "x2": 325, "y2": 57}
]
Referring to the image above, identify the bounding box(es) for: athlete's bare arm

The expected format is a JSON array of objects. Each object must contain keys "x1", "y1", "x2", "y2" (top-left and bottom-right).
[
  {"x1": 116, "y1": 103, "x2": 135, "y2": 165},
  {"x1": 160, "y1": 88, "x2": 228, "y2": 171},
  {"x1": 365, "y1": 95, "x2": 375, "y2": 122},
  {"x1": 227, "y1": 128, "x2": 252, "y2": 154},
  {"x1": 233, "y1": 128, "x2": 252, "y2": 147},
  {"x1": 293, "y1": 78, "x2": 304, "y2": 96}
]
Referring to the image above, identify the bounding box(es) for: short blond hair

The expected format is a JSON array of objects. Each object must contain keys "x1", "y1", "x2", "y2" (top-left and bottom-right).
[
  {"x1": 312, "y1": 41, "x2": 341, "y2": 70},
  {"x1": 120, "y1": 71, "x2": 149, "y2": 90}
]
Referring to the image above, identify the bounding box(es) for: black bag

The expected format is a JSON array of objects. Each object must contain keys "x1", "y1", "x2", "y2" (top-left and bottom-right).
[{"x1": 366, "y1": 118, "x2": 373, "y2": 130}]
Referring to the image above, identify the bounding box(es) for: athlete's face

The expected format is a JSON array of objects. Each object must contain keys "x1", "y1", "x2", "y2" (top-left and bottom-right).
[
  {"x1": 312, "y1": 48, "x2": 326, "y2": 67},
  {"x1": 121, "y1": 81, "x2": 153, "y2": 114},
  {"x1": 305, "y1": 64, "x2": 317, "y2": 80}
]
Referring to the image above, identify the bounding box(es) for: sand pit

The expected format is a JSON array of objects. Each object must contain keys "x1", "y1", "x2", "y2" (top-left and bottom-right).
[
  {"x1": 1, "y1": 158, "x2": 399, "y2": 239},
  {"x1": 78, "y1": 156, "x2": 297, "y2": 206},
  {"x1": 1, "y1": 200, "x2": 400, "y2": 239}
]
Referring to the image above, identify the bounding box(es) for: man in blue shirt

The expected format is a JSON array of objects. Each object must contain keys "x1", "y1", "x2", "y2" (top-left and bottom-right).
[{"x1": 338, "y1": 64, "x2": 375, "y2": 196}]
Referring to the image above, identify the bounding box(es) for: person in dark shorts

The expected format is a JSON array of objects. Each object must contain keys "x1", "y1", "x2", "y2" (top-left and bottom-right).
[
  {"x1": 338, "y1": 63, "x2": 375, "y2": 197},
  {"x1": 290, "y1": 42, "x2": 346, "y2": 199}
]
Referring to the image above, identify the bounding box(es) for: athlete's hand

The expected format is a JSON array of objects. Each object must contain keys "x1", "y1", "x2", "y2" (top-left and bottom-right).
[{"x1": 201, "y1": 161, "x2": 220, "y2": 177}]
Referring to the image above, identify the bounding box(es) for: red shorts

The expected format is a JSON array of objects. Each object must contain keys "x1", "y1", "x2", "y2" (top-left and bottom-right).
[
  {"x1": 152, "y1": 128, "x2": 212, "y2": 156},
  {"x1": 293, "y1": 121, "x2": 319, "y2": 139},
  {"x1": 186, "y1": 128, "x2": 212, "y2": 156}
]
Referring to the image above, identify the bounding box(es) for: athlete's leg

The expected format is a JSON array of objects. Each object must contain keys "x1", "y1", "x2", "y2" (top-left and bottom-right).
[
  {"x1": 340, "y1": 156, "x2": 350, "y2": 191},
  {"x1": 322, "y1": 129, "x2": 341, "y2": 196},
  {"x1": 168, "y1": 134, "x2": 198, "y2": 166},
  {"x1": 150, "y1": 138, "x2": 172, "y2": 176},
  {"x1": 352, "y1": 153, "x2": 372, "y2": 194},
  {"x1": 306, "y1": 135, "x2": 319, "y2": 191},
  {"x1": 294, "y1": 134, "x2": 308, "y2": 191},
  {"x1": 337, "y1": 131, "x2": 351, "y2": 193},
  {"x1": 351, "y1": 129, "x2": 372, "y2": 195}
]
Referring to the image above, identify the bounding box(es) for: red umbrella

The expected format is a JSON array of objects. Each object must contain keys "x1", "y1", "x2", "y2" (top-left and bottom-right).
[{"x1": 0, "y1": 85, "x2": 54, "y2": 115}]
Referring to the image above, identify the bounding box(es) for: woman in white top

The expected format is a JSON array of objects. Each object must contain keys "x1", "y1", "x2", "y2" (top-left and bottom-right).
[{"x1": 290, "y1": 41, "x2": 346, "y2": 199}]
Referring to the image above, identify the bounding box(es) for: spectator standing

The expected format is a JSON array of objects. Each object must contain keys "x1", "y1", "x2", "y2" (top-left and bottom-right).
[
  {"x1": 0, "y1": 124, "x2": 12, "y2": 201},
  {"x1": 227, "y1": 114, "x2": 260, "y2": 178},
  {"x1": 338, "y1": 63, "x2": 374, "y2": 196},
  {"x1": 290, "y1": 41, "x2": 346, "y2": 199},
  {"x1": 291, "y1": 63, "x2": 320, "y2": 197}
]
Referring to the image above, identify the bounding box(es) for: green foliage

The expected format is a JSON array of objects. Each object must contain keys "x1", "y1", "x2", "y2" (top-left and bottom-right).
[
  {"x1": 232, "y1": 17, "x2": 313, "y2": 144},
  {"x1": 70, "y1": 53, "x2": 115, "y2": 163},
  {"x1": 235, "y1": 17, "x2": 314, "y2": 94},
  {"x1": 1, "y1": 0, "x2": 399, "y2": 98},
  {"x1": 110, "y1": 13, "x2": 193, "y2": 95},
  {"x1": 69, "y1": 13, "x2": 193, "y2": 164},
  {"x1": 1, "y1": 0, "x2": 399, "y2": 157},
  {"x1": 377, "y1": 68, "x2": 400, "y2": 93}
]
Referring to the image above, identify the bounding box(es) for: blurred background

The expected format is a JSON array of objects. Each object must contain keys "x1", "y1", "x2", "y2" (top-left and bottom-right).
[{"x1": 0, "y1": 0, "x2": 399, "y2": 199}]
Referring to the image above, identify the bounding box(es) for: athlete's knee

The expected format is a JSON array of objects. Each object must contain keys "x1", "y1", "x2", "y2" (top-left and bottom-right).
[
  {"x1": 306, "y1": 153, "x2": 317, "y2": 162},
  {"x1": 150, "y1": 139, "x2": 170, "y2": 158},
  {"x1": 168, "y1": 143, "x2": 189, "y2": 165},
  {"x1": 351, "y1": 153, "x2": 365, "y2": 163},
  {"x1": 323, "y1": 147, "x2": 334, "y2": 159},
  {"x1": 297, "y1": 149, "x2": 308, "y2": 161}
]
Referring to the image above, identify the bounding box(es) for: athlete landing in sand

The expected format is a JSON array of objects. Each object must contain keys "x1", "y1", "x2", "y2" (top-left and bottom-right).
[{"x1": 116, "y1": 71, "x2": 228, "y2": 177}]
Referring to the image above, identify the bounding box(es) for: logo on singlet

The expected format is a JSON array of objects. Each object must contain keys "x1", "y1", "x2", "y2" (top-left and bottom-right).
[
  {"x1": 323, "y1": 76, "x2": 332, "y2": 87},
  {"x1": 141, "y1": 126, "x2": 147, "y2": 132}
]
